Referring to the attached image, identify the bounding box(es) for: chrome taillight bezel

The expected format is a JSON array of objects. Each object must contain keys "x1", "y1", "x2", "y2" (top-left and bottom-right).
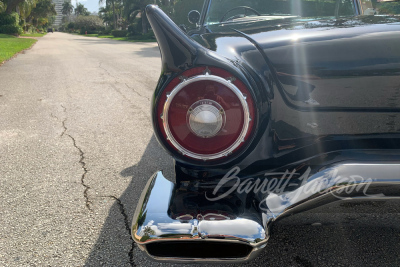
[{"x1": 162, "y1": 73, "x2": 251, "y2": 161}]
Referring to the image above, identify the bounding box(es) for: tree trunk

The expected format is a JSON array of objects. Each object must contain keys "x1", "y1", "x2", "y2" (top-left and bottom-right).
[
  {"x1": 141, "y1": 10, "x2": 148, "y2": 34},
  {"x1": 112, "y1": 0, "x2": 116, "y2": 29},
  {"x1": 6, "y1": 0, "x2": 24, "y2": 14}
]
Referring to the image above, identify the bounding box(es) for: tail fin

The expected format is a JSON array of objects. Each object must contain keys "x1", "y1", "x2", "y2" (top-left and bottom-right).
[{"x1": 146, "y1": 5, "x2": 202, "y2": 72}]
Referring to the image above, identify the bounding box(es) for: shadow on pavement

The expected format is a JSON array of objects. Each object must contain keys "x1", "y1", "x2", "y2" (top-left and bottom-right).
[
  {"x1": 85, "y1": 135, "x2": 400, "y2": 266},
  {"x1": 84, "y1": 135, "x2": 174, "y2": 266},
  {"x1": 72, "y1": 37, "x2": 160, "y2": 58},
  {"x1": 132, "y1": 46, "x2": 160, "y2": 58}
]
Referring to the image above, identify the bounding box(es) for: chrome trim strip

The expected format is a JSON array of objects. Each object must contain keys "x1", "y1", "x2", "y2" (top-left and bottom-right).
[{"x1": 162, "y1": 74, "x2": 251, "y2": 160}]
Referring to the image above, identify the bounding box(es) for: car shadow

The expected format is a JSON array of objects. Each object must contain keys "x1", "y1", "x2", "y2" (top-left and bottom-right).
[
  {"x1": 84, "y1": 135, "x2": 174, "y2": 266},
  {"x1": 132, "y1": 46, "x2": 160, "y2": 58},
  {"x1": 84, "y1": 136, "x2": 400, "y2": 267}
]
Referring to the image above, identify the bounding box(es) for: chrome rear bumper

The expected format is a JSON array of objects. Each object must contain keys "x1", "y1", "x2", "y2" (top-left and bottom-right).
[{"x1": 131, "y1": 163, "x2": 400, "y2": 263}]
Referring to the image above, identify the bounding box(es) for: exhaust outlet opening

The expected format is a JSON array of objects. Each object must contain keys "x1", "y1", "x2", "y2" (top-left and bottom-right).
[{"x1": 146, "y1": 241, "x2": 253, "y2": 259}]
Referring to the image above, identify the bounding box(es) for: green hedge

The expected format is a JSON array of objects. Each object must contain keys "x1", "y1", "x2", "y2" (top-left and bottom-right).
[
  {"x1": 0, "y1": 25, "x2": 23, "y2": 35},
  {"x1": 79, "y1": 28, "x2": 100, "y2": 34},
  {"x1": 0, "y1": 13, "x2": 19, "y2": 26},
  {"x1": 0, "y1": 14, "x2": 14, "y2": 25},
  {"x1": 378, "y1": 2, "x2": 400, "y2": 14},
  {"x1": 130, "y1": 31, "x2": 156, "y2": 40},
  {"x1": 100, "y1": 28, "x2": 112, "y2": 35},
  {"x1": 0, "y1": 12, "x2": 21, "y2": 35},
  {"x1": 127, "y1": 23, "x2": 138, "y2": 36},
  {"x1": 10, "y1": 12, "x2": 19, "y2": 26},
  {"x1": 111, "y1": 30, "x2": 128, "y2": 37}
]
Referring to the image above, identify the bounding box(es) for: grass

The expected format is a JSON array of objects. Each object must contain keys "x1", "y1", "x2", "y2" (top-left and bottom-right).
[
  {"x1": 0, "y1": 34, "x2": 37, "y2": 64},
  {"x1": 20, "y1": 32, "x2": 47, "y2": 37},
  {"x1": 77, "y1": 33, "x2": 157, "y2": 43}
]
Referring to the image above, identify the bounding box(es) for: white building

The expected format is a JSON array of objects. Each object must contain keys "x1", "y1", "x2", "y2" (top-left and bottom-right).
[{"x1": 52, "y1": 0, "x2": 67, "y2": 26}]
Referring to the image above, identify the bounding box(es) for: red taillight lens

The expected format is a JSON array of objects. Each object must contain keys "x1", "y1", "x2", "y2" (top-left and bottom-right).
[{"x1": 157, "y1": 67, "x2": 255, "y2": 161}]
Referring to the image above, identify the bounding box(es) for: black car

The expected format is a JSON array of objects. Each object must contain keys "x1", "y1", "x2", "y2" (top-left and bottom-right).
[
  {"x1": 47, "y1": 28, "x2": 53, "y2": 33},
  {"x1": 131, "y1": 0, "x2": 400, "y2": 263}
]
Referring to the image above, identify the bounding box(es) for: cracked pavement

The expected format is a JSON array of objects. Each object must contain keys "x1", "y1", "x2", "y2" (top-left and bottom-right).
[
  {"x1": 0, "y1": 33, "x2": 165, "y2": 266},
  {"x1": 1, "y1": 33, "x2": 399, "y2": 267}
]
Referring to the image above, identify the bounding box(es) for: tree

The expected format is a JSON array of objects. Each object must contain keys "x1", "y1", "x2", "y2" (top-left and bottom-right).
[
  {"x1": 62, "y1": 0, "x2": 74, "y2": 21},
  {"x1": 75, "y1": 2, "x2": 90, "y2": 16},
  {"x1": 98, "y1": 0, "x2": 118, "y2": 29},
  {"x1": 18, "y1": 0, "x2": 38, "y2": 30},
  {"x1": 378, "y1": 1, "x2": 400, "y2": 14},
  {"x1": 142, "y1": 226, "x2": 155, "y2": 237},
  {"x1": 98, "y1": 5, "x2": 114, "y2": 27},
  {"x1": 96, "y1": 0, "x2": 202, "y2": 33},
  {"x1": 28, "y1": 0, "x2": 56, "y2": 26},
  {"x1": 165, "y1": 0, "x2": 203, "y2": 27},
  {"x1": 0, "y1": 0, "x2": 6, "y2": 13},
  {"x1": 18, "y1": 0, "x2": 36, "y2": 20},
  {"x1": 123, "y1": 0, "x2": 154, "y2": 33},
  {"x1": 5, "y1": 0, "x2": 26, "y2": 14},
  {"x1": 74, "y1": 15, "x2": 103, "y2": 31}
]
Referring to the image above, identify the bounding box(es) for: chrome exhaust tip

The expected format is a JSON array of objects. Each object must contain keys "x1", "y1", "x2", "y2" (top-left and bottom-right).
[
  {"x1": 145, "y1": 241, "x2": 253, "y2": 259},
  {"x1": 142, "y1": 241, "x2": 261, "y2": 263}
]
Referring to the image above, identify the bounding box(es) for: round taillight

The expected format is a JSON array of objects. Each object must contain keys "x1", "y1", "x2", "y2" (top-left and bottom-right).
[{"x1": 157, "y1": 67, "x2": 255, "y2": 161}]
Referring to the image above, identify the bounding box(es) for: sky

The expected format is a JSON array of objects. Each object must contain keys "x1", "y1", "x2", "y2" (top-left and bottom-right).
[{"x1": 72, "y1": 0, "x2": 103, "y2": 13}]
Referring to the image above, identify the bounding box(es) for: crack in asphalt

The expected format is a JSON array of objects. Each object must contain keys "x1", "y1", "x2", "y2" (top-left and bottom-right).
[
  {"x1": 124, "y1": 83, "x2": 150, "y2": 101},
  {"x1": 97, "y1": 62, "x2": 143, "y2": 266},
  {"x1": 54, "y1": 105, "x2": 93, "y2": 211},
  {"x1": 98, "y1": 62, "x2": 140, "y2": 106},
  {"x1": 98, "y1": 61, "x2": 150, "y2": 103},
  {"x1": 61, "y1": 118, "x2": 67, "y2": 137},
  {"x1": 109, "y1": 82, "x2": 151, "y2": 121},
  {"x1": 67, "y1": 133, "x2": 92, "y2": 211},
  {"x1": 110, "y1": 83, "x2": 134, "y2": 105},
  {"x1": 54, "y1": 100, "x2": 138, "y2": 264},
  {"x1": 53, "y1": 103, "x2": 139, "y2": 264},
  {"x1": 53, "y1": 106, "x2": 137, "y2": 265},
  {"x1": 99, "y1": 62, "x2": 115, "y2": 80},
  {"x1": 106, "y1": 196, "x2": 136, "y2": 267}
]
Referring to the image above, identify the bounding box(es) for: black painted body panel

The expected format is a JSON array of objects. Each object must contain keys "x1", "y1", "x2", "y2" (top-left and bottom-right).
[
  {"x1": 133, "y1": 5, "x2": 400, "y2": 263},
  {"x1": 146, "y1": 4, "x2": 400, "y2": 179}
]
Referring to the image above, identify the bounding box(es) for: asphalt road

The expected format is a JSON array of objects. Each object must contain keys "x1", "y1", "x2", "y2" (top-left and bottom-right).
[{"x1": 0, "y1": 33, "x2": 399, "y2": 267}]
